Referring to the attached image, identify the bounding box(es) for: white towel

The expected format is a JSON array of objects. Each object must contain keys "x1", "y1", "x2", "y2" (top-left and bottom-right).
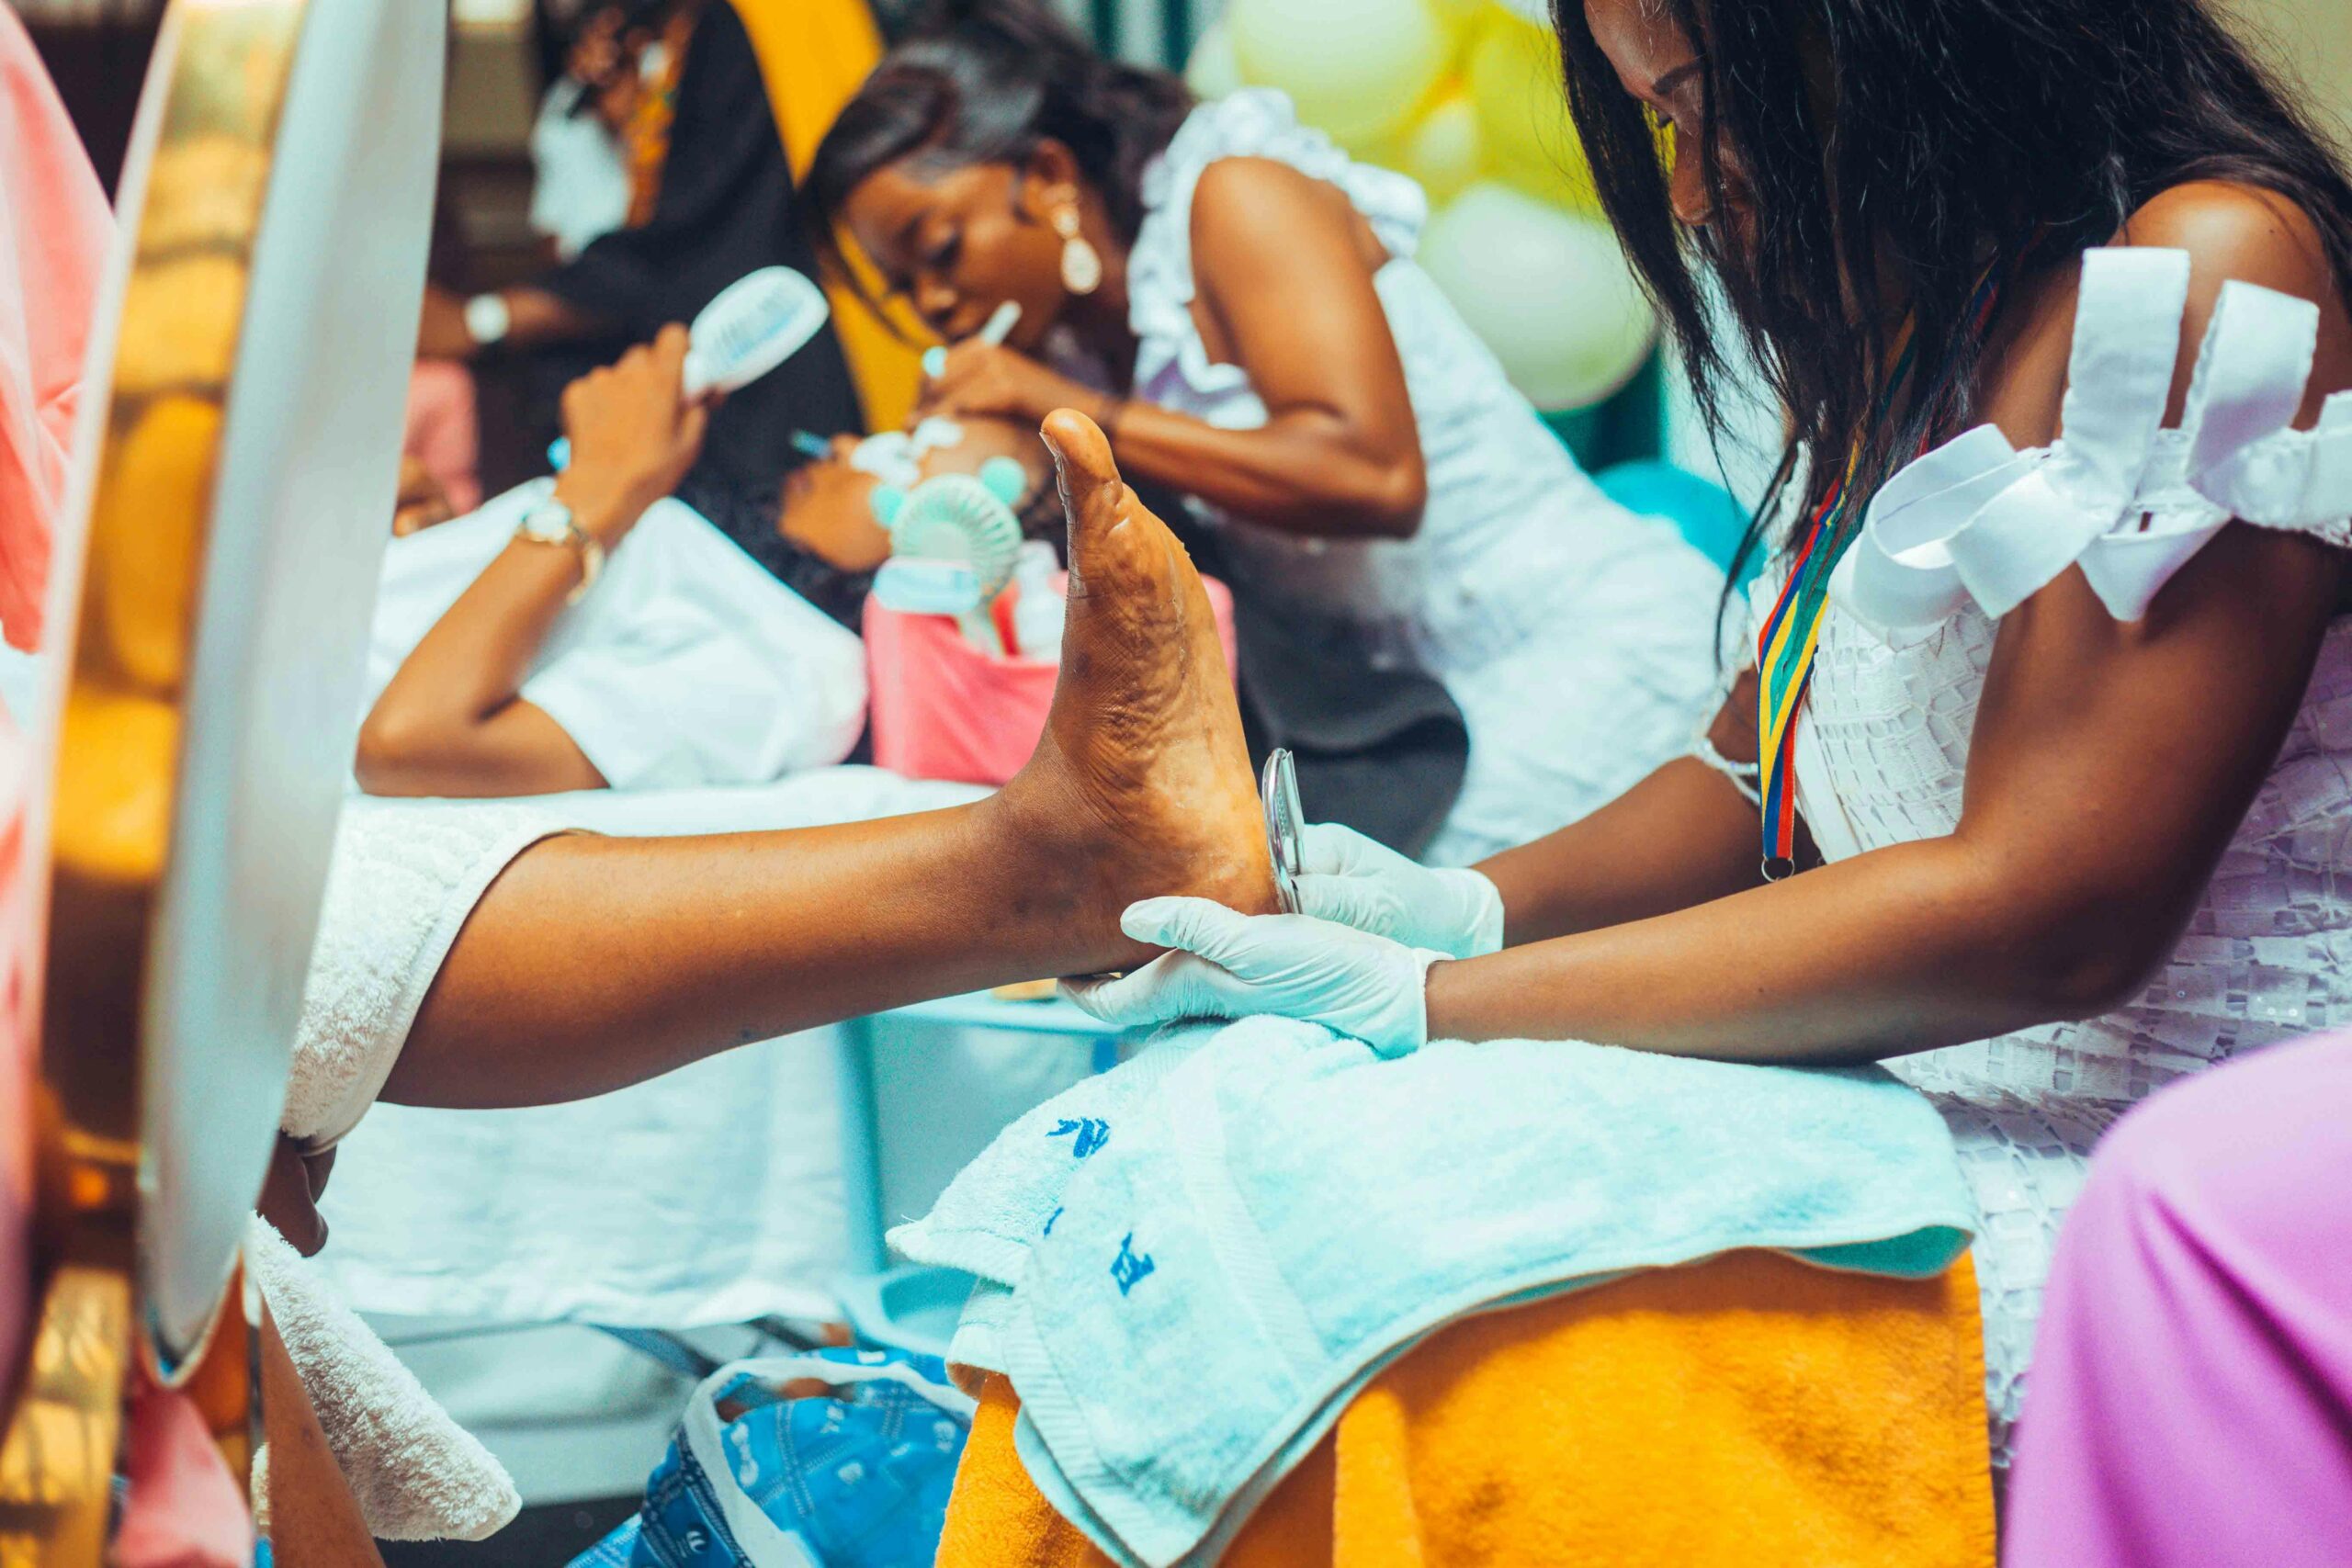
[
  {"x1": 245, "y1": 1219, "x2": 519, "y2": 1541},
  {"x1": 896, "y1": 1016, "x2": 1976, "y2": 1568},
  {"x1": 286, "y1": 797, "x2": 565, "y2": 1149},
  {"x1": 266, "y1": 797, "x2": 555, "y2": 1540}
]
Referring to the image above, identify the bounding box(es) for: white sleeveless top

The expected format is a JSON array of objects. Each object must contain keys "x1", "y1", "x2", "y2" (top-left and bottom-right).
[
  {"x1": 1758, "y1": 246, "x2": 2352, "y2": 1460},
  {"x1": 1081, "y1": 89, "x2": 1676, "y2": 678}
]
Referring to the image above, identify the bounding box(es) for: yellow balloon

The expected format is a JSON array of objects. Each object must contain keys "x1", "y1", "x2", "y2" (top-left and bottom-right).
[
  {"x1": 1419, "y1": 182, "x2": 1654, "y2": 410},
  {"x1": 1396, "y1": 90, "x2": 1487, "y2": 207},
  {"x1": 1227, "y1": 0, "x2": 1457, "y2": 152},
  {"x1": 1184, "y1": 18, "x2": 1246, "y2": 102},
  {"x1": 1464, "y1": 14, "x2": 1595, "y2": 210}
]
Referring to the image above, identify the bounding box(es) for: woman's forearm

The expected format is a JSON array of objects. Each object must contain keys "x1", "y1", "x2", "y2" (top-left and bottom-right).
[
  {"x1": 356, "y1": 475, "x2": 643, "y2": 795},
  {"x1": 1428, "y1": 831, "x2": 2120, "y2": 1064},
  {"x1": 1479, "y1": 757, "x2": 1766, "y2": 945},
  {"x1": 1102, "y1": 398, "x2": 1425, "y2": 539}
]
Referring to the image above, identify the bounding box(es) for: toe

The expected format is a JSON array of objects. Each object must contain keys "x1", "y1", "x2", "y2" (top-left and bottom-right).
[{"x1": 1042, "y1": 408, "x2": 1147, "y2": 590}]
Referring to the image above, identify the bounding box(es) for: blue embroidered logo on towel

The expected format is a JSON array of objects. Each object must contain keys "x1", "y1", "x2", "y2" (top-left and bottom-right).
[
  {"x1": 1112, "y1": 1233, "x2": 1156, "y2": 1296},
  {"x1": 1048, "y1": 1117, "x2": 1111, "y2": 1157}
]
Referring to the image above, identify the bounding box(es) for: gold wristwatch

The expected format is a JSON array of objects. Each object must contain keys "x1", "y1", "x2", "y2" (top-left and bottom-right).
[{"x1": 514, "y1": 484, "x2": 604, "y2": 604}]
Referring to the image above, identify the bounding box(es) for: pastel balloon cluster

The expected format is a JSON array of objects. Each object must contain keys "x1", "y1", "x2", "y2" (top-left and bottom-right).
[{"x1": 1189, "y1": 0, "x2": 1654, "y2": 411}]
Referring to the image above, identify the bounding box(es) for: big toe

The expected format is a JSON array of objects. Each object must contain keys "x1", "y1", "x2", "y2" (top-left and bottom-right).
[{"x1": 1043, "y1": 408, "x2": 1152, "y2": 591}]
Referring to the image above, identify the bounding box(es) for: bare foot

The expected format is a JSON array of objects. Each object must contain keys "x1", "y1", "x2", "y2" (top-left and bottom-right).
[{"x1": 997, "y1": 409, "x2": 1277, "y2": 969}]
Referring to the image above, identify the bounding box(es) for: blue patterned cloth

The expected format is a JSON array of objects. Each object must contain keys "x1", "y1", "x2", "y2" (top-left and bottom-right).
[{"x1": 571, "y1": 1348, "x2": 970, "y2": 1568}]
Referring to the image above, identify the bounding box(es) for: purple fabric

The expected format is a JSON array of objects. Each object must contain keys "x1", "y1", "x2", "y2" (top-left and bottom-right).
[{"x1": 2006, "y1": 1031, "x2": 2352, "y2": 1567}]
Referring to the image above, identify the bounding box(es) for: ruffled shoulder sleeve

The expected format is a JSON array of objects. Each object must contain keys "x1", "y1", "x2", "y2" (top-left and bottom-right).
[
  {"x1": 1834, "y1": 246, "x2": 2352, "y2": 628},
  {"x1": 1125, "y1": 89, "x2": 1428, "y2": 395}
]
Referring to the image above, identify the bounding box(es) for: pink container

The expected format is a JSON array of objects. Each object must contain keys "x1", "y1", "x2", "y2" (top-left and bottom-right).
[{"x1": 865, "y1": 571, "x2": 1238, "y2": 785}]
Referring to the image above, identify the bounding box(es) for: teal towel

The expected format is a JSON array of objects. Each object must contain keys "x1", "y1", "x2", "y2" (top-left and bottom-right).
[{"x1": 894, "y1": 1017, "x2": 1973, "y2": 1568}]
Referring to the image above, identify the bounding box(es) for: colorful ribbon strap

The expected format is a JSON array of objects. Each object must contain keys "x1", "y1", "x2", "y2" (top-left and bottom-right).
[{"x1": 1755, "y1": 265, "x2": 2009, "y2": 874}]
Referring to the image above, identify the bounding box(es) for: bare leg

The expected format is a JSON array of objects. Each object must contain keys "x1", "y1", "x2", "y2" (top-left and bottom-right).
[{"x1": 387, "y1": 411, "x2": 1275, "y2": 1109}]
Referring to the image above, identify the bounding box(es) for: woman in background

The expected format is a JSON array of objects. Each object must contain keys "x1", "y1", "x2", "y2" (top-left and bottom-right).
[
  {"x1": 358, "y1": 328, "x2": 866, "y2": 798},
  {"x1": 420, "y1": 0, "x2": 919, "y2": 501},
  {"x1": 805, "y1": 0, "x2": 1723, "y2": 864}
]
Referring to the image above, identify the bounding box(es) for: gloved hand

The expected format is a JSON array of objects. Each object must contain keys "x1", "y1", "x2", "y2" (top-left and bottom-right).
[
  {"x1": 1063, "y1": 896, "x2": 1446, "y2": 1059},
  {"x1": 1296, "y1": 823, "x2": 1506, "y2": 960}
]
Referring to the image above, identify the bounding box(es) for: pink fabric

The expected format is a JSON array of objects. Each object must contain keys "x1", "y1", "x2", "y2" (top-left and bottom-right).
[
  {"x1": 0, "y1": 2, "x2": 111, "y2": 652},
  {"x1": 864, "y1": 572, "x2": 1238, "y2": 786},
  {"x1": 2006, "y1": 1031, "x2": 2352, "y2": 1568},
  {"x1": 403, "y1": 359, "x2": 482, "y2": 515},
  {"x1": 114, "y1": 1373, "x2": 254, "y2": 1568},
  {"x1": 0, "y1": 0, "x2": 107, "y2": 1423}
]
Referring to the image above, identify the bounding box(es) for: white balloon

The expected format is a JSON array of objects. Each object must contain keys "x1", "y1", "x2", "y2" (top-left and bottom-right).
[
  {"x1": 1184, "y1": 18, "x2": 1246, "y2": 102},
  {"x1": 1418, "y1": 182, "x2": 1655, "y2": 410},
  {"x1": 1226, "y1": 0, "x2": 1455, "y2": 150}
]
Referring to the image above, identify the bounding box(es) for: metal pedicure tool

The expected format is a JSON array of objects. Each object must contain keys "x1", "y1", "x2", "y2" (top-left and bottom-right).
[{"x1": 1262, "y1": 748, "x2": 1305, "y2": 915}]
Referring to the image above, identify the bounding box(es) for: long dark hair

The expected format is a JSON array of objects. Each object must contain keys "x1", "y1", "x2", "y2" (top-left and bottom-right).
[
  {"x1": 806, "y1": 0, "x2": 1193, "y2": 289},
  {"x1": 1552, "y1": 0, "x2": 2352, "y2": 588}
]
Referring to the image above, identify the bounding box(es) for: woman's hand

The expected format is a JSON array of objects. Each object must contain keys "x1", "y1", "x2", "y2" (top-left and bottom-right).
[
  {"x1": 916, "y1": 339, "x2": 1101, "y2": 425},
  {"x1": 557, "y1": 322, "x2": 709, "y2": 544},
  {"x1": 1063, "y1": 897, "x2": 1445, "y2": 1059},
  {"x1": 257, "y1": 1135, "x2": 335, "y2": 1257},
  {"x1": 1296, "y1": 823, "x2": 1506, "y2": 959}
]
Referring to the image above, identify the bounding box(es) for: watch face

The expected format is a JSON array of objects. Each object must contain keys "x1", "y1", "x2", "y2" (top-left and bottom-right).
[{"x1": 520, "y1": 499, "x2": 574, "y2": 544}]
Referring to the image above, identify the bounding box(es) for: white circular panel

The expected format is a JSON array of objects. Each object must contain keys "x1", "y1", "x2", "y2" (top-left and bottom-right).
[{"x1": 139, "y1": 0, "x2": 443, "y2": 1363}]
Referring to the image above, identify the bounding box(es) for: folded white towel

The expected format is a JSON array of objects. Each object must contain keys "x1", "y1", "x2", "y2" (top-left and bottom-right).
[
  {"x1": 898, "y1": 1017, "x2": 1976, "y2": 1568},
  {"x1": 246, "y1": 1218, "x2": 519, "y2": 1541}
]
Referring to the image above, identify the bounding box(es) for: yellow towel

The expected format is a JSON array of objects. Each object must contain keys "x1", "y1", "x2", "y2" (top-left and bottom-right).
[
  {"x1": 941, "y1": 1249, "x2": 1996, "y2": 1568},
  {"x1": 727, "y1": 0, "x2": 927, "y2": 433}
]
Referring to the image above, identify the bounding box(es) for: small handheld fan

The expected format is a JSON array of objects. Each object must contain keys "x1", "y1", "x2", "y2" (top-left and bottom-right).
[
  {"x1": 882, "y1": 468, "x2": 1027, "y2": 653},
  {"x1": 682, "y1": 265, "x2": 831, "y2": 398},
  {"x1": 548, "y1": 267, "x2": 830, "y2": 468}
]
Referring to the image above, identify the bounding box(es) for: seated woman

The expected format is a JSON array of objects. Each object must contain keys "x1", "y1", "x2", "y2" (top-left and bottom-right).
[
  {"x1": 357, "y1": 328, "x2": 866, "y2": 797},
  {"x1": 803, "y1": 1, "x2": 1724, "y2": 864},
  {"x1": 1061, "y1": 0, "x2": 2352, "y2": 1484}
]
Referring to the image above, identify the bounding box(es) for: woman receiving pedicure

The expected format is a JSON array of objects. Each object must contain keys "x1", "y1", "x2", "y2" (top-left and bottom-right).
[{"x1": 284, "y1": 411, "x2": 1282, "y2": 1154}]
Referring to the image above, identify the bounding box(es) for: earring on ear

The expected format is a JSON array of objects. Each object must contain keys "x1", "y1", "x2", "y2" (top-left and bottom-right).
[{"x1": 1053, "y1": 205, "x2": 1102, "y2": 296}]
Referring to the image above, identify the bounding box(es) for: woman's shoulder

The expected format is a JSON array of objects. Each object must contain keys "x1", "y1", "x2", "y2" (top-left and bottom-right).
[
  {"x1": 1982, "y1": 182, "x2": 2347, "y2": 447},
  {"x1": 1158, "y1": 90, "x2": 1425, "y2": 254},
  {"x1": 2112, "y1": 180, "x2": 2335, "y2": 298},
  {"x1": 1836, "y1": 183, "x2": 2352, "y2": 630}
]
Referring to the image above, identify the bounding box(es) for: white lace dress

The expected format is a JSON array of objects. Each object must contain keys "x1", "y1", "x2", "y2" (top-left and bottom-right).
[
  {"x1": 1080, "y1": 90, "x2": 1724, "y2": 865},
  {"x1": 1759, "y1": 246, "x2": 2352, "y2": 1461}
]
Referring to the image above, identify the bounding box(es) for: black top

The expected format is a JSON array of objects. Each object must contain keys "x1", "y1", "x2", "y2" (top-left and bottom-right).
[{"x1": 537, "y1": 2, "x2": 864, "y2": 499}]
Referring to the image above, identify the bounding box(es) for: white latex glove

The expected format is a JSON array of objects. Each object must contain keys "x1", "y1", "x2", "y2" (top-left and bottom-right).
[
  {"x1": 1296, "y1": 823, "x2": 1506, "y2": 960},
  {"x1": 1063, "y1": 896, "x2": 1446, "y2": 1059}
]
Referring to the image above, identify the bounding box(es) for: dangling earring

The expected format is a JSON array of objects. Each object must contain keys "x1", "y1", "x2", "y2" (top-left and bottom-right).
[{"x1": 1054, "y1": 205, "x2": 1102, "y2": 296}]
